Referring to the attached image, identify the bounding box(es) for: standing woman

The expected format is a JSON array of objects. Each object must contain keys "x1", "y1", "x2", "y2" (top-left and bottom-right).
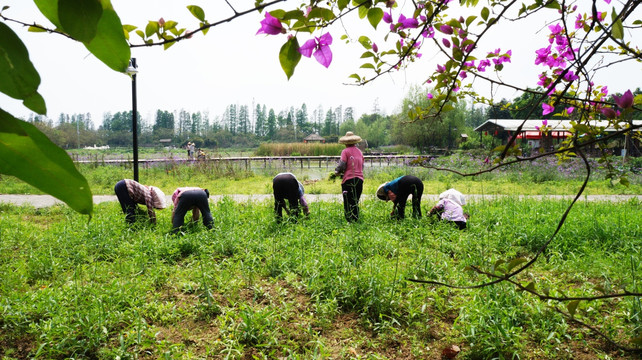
[
  {"x1": 171, "y1": 187, "x2": 213, "y2": 233},
  {"x1": 376, "y1": 175, "x2": 424, "y2": 219},
  {"x1": 114, "y1": 179, "x2": 166, "y2": 225},
  {"x1": 272, "y1": 172, "x2": 310, "y2": 222},
  {"x1": 334, "y1": 131, "x2": 364, "y2": 222}
]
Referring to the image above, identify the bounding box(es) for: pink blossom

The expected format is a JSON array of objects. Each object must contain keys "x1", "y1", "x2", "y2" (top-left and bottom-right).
[
  {"x1": 427, "y1": 93, "x2": 434, "y2": 99},
  {"x1": 601, "y1": 107, "x2": 617, "y2": 119},
  {"x1": 298, "y1": 32, "x2": 333, "y2": 68},
  {"x1": 542, "y1": 103, "x2": 555, "y2": 115},
  {"x1": 398, "y1": 14, "x2": 419, "y2": 29},
  {"x1": 565, "y1": 107, "x2": 575, "y2": 114},
  {"x1": 614, "y1": 90, "x2": 634, "y2": 109},
  {"x1": 372, "y1": 43, "x2": 378, "y2": 53},
  {"x1": 439, "y1": 24, "x2": 453, "y2": 35},
  {"x1": 442, "y1": 38, "x2": 451, "y2": 48},
  {"x1": 256, "y1": 12, "x2": 284, "y2": 35},
  {"x1": 158, "y1": 17, "x2": 166, "y2": 27},
  {"x1": 383, "y1": 12, "x2": 393, "y2": 24},
  {"x1": 459, "y1": 71, "x2": 467, "y2": 79},
  {"x1": 436, "y1": 64, "x2": 446, "y2": 73}
]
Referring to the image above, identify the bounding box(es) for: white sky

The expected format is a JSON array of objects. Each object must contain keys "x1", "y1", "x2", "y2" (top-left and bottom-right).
[{"x1": 1, "y1": 0, "x2": 639, "y2": 128}]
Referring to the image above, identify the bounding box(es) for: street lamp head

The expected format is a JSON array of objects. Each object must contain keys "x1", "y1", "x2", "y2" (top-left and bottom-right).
[{"x1": 126, "y1": 59, "x2": 138, "y2": 75}]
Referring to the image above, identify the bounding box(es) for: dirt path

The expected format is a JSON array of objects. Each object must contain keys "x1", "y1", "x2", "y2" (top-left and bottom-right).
[{"x1": 0, "y1": 194, "x2": 639, "y2": 208}]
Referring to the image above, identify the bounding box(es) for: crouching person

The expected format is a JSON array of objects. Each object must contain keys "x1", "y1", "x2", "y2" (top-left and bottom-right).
[
  {"x1": 376, "y1": 175, "x2": 424, "y2": 219},
  {"x1": 429, "y1": 188, "x2": 469, "y2": 230},
  {"x1": 171, "y1": 187, "x2": 213, "y2": 233},
  {"x1": 272, "y1": 172, "x2": 309, "y2": 222},
  {"x1": 114, "y1": 179, "x2": 166, "y2": 225}
]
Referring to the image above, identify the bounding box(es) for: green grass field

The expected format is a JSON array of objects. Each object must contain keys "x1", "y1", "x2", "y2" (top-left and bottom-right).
[{"x1": 1, "y1": 196, "x2": 640, "y2": 359}]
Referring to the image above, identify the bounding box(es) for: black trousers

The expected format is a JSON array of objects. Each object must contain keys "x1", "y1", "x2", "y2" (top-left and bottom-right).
[
  {"x1": 273, "y1": 173, "x2": 300, "y2": 220},
  {"x1": 342, "y1": 177, "x2": 363, "y2": 222},
  {"x1": 172, "y1": 189, "x2": 213, "y2": 232},
  {"x1": 392, "y1": 175, "x2": 424, "y2": 219},
  {"x1": 114, "y1": 180, "x2": 138, "y2": 224}
]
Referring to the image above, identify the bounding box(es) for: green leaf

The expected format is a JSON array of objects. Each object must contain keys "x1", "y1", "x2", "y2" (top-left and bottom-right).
[
  {"x1": 506, "y1": 257, "x2": 527, "y2": 272},
  {"x1": 358, "y1": 5, "x2": 368, "y2": 19},
  {"x1": 34, "y1": 0, "x2": 62, "y2": 28},
  {"x1": 566, "y1": 300, "x2": 580, "y2": 316},
  {"x1": 481, "y1": 7, "x2": 489, "y2": 21},
  {"x1": 0, "y1": 109, "x2": 93, "y2": 215},
  {"x1": 283, "y1": 9, "x2": 305, "y2": 21},
  {"x1": 360, "y1": 51, "x2": 375, "y2": 59},
  {"x1": 348, "y1": 73, "x2": 361, "y2": 81},
  {"x1": 58, "y1": 0, "x2": 102, "y2": 43},
  {"x1": 544, "y1": 1, "x2": 561, "y2": 10},
  {"x1": 360, "y1": 63, "x2": 375, "y2": 69},
  {"x1": 358, "y1": 35, "x2": 371, "y2": 49},
  {"x1": 187, "y1": 5, "x2": 205, "y2": 22},
  {"x1": 338, "y1": 0, "x2": 349, "y2": 10},
  {"x1": 308, "y1": 7, "x2": 334, "y2": 21},
  {"x1": 145, "y1": 21, "x2": 159, "y2": 37},
  {"x1": 279, "y1": 37, "x2": 301, "y2": 80},
  {"x1": 367, "y1": 7, "x2": 383, "y2": 29},
  {"x1": 28, "y1": 26, "x2": 47, "y2": 33},
  {"x1": 465, "y1": 15, "x2": 477, "y2": 26},
  {"x1": 164, "y1": 21, "x2": 178, "y2": 31},
  {"x1": 611, "y1": 11, "x2": 624, "y2": 40},
  {"x1": 0, "y1": 23, "x2": 47, "y2": 115},
  {"x1": 523, "y1": 282, "x2": 536, "y2": 292},
  {"x1": 631, "y1": 335, "x2": 642, "y2": 346},
  {"x1": 84, "y1": 7, "x2": 131, "y2": 72}
]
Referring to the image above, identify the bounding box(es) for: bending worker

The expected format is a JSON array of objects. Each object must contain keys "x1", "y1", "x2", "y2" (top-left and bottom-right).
[
  {"x1": 376, "y1": 175, "x2": 424, "y2": 219},
  {"x1": 171, "y1": 187, "x2": 213, "y2": 233},
  {"x1": 272, "y1": 172, "x2": 309, "y2": 221},
  {"x1": 114, "y1": 179, "x2": 166, "y2": 225}
]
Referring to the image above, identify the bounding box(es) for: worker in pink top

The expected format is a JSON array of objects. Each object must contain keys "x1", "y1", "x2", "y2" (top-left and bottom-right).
[{"x1": 334, "y1": 131, "x2": 364, "y2": 222}]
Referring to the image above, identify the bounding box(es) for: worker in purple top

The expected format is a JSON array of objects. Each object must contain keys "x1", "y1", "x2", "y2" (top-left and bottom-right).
[
  {"x1": 334, "y1": 131, "x2": 364, "y2": 222},
  {"x1": 376, "y1": 175, "x2": 424, "y2": 219},
  {"x1": 272, "y1": 172, "x2": 309, "y2": 222},
  {"x1": 429, "y1": 188, "x2": 469, "y2": 230}
]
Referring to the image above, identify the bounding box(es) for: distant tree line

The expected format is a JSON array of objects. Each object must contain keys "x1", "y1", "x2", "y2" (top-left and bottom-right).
[{"x1": 22, "y1": 87, "x2": 640, "y2": 150}]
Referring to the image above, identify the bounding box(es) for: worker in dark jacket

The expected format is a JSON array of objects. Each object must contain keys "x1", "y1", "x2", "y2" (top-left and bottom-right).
[
  {"x1": 376, "y1": 175, "x2": 424, "y2": 219},
  {"x1": 273, "y1": 172, "x2": 309, "y2": 222}
]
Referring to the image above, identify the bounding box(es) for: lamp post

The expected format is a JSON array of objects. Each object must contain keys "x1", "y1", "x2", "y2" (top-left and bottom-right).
[{"x1": 126, "y1": 58, "x2": 139, "y2": 182}]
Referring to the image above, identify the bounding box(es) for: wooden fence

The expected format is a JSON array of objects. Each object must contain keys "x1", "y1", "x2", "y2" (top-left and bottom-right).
[{"x1": 74, "y1": 155, "x2": 429, "y2": 170}]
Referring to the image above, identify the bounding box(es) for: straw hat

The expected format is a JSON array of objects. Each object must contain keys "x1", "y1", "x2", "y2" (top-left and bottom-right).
[
  {"x1": 338, "y1": 131, "x2": 362, "y2": 145},
  {"x1": 439, "y1": 188, "x2": 466, "y2": 206},
  {"x1": 150, "y1": 186, "x2": 167, "y2": 209},
  {"x1": 376, "y1": 183, "x2": 389, "y2": 201}
]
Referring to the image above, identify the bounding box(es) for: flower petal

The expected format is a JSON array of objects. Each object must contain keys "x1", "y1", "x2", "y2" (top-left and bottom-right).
[
  {"x1": 313, "y1": 44, "x2": 333, "y2": 68},
  {"x1": 298, "y1": 38, "x2": 317, "y2": 58}
]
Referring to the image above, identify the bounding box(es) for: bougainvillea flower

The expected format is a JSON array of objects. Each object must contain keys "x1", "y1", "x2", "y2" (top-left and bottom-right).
[
  {"x1": 565, "y1": 107, "x2": 575, "y2": 114},
  {"x1": 256, "y1": 13, "x2": 284, "y2": 35},
  {"x1": 383, "y1": 11, "x2": 393, "y2": 24},
  {"x1": 398, "y1": 14, "x2": 419, "y2": 29},
  {"x1": 439, "y1": 24, "x2": 453, "y2": 35},
  {"x1": 601, "y1": 107, "x2": 617, "y2": 119},
  {"x1": 427, "y1": 93, "x2": 434, "y2": 99},
  {"x1": 372, "y1": 43, "x2": 378, "y2": 53},
  {"x1": 442, "y1": 38, "x2": 451, "y2": 48},
  {"x1": 298, "y1": 32, "x2": 333, "y2": 68},
  {"x1": 614, "y1": 90, "x2": 634, "y2": 109},
  {"x1": 542, "y1": 103, "x2": 555, "y2": 115}
]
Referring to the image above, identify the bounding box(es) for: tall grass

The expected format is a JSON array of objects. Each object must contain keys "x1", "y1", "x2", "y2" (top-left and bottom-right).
[
  {"x1": 0, "y1": 197, "x2": 640, "y2": 358},
  {"x1": 255, "y1": 143, "x2": 344, "y2": 156}
]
